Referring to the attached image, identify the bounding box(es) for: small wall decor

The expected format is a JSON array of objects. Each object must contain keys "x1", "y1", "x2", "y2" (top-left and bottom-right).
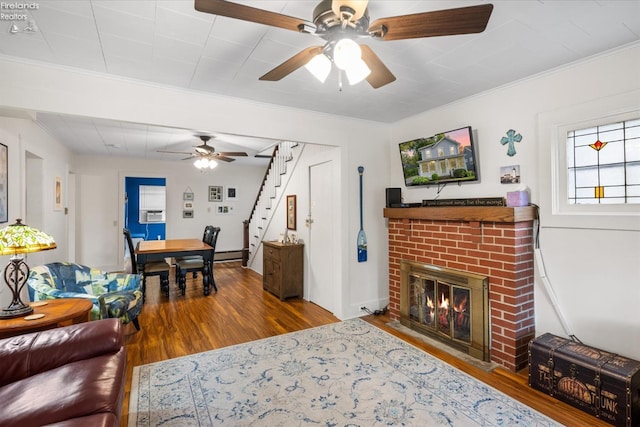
[
  {"x1": 183, "y1": 188, "x2": 194, "y2": 201},
  {"x1": 183, "y1": 201, "x2": 193, "y2": 209},
  {"x1": 500, "y1": 165, "x2": 521, "y2": 184},
  {"x1": 0, "y1": 143, "x2": 7, "y2": 223},
  {"x1": 54, "y1": 176, "x2": 62, "y2": 211},
  {"x1": 216, "y1": 205, "x2": 235, "y2": 215},
  {"x1": 226, "y1": 186, "x2": 238, "y2": 201},
  {"x1": 500, "y1": 129, "x2": 522, "y2": 157},
  {"x1": 286, "y1": 195, "x2": 297, "y2": 230},
  {"x1": 208, "y1": 185, "x2": 223, "y2": 202},
  {"x1": 183, "y1": 210, "x2": 194, "y2": 219}
]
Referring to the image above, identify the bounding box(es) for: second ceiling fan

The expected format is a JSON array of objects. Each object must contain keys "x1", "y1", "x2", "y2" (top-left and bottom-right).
[
  {"x1": 195, "y1": 0, "x2": 494, "y2": 89},
  {"x1": 158, "y1": 135, "x2": 248, "y2": 163}
]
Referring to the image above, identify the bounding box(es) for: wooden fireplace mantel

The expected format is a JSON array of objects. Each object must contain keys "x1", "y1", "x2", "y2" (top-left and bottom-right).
[{"x1": 383, "y1": 206, "x2": 537, "y2": 223}]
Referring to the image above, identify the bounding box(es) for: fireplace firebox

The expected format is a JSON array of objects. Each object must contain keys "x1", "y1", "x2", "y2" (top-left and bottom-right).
[{"x1": 400, "y1": 260, "x2": 490, "y2": 362}]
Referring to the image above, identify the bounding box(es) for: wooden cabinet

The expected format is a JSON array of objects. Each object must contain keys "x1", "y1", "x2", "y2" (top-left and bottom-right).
[{"x1": 262, "y1": 241, "x2": 303, "y2": 300}]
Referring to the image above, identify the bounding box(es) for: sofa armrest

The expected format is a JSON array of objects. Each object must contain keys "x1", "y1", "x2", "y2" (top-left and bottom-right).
[{"x1": 0, "y1": 318, "x2": 123, "y2": 387}]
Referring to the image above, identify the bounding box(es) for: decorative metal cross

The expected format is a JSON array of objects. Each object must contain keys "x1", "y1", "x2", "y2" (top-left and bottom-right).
[{"x1": 500, "y1": 129, "x2": 522, "y2": 157}]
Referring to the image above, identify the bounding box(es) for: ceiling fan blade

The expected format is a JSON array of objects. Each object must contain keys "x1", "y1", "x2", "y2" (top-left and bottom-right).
[
  {"x1": 331, "y1": 0, "x2": 368, "y2": 21},
  {"x1": 369, "y1": 4, "x2": 493, "y2": 41},
  {"x1": 157, "y1": 150, "x2": 193, "y2": 155},
  {"x1": 218, "y1": 152, "x2": 248, "y2": 157},
  {"x1": 181, "y1": 156, "x2": 197, "y2": 161},
  {"x1": 195, "y1": 0, "x2": 308, "y2": 32},
  {"x1": 360, "y1": 44, "x2": 395, "y2": 89},
  {"x1": 260, "y1": 46, "x2": 324, "y2": 81},
  {"x1": 215, "y1": 156, "x2": 235, "y2": 163}
]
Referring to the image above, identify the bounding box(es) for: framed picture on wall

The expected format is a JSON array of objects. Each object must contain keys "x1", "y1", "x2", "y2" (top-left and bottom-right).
[
  {"x1": 0, "y1": 143, "x2": 7, "y2": 223},
  {"x1": 287, "y1": 195, "x2": 296, "y2": 230},
  {"x1": 208, "y1": 185, "x2": 223, "y2": 202},
  {"x1": 226, "y1": 186, "x2": 238, "y2": 201},
  {"x1": 54, "y1": 176, "x2": 62, "y2": 211}
]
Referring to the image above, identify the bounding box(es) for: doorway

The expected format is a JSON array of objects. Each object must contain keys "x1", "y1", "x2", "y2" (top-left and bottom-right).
[{"x1": 124, "y1": 177, "x2": 166, "y2": 241}]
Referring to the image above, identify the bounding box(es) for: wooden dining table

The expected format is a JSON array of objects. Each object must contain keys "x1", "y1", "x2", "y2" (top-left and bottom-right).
[{"x1": 135, "y1": 239, "x2": 216, "y2": 295}]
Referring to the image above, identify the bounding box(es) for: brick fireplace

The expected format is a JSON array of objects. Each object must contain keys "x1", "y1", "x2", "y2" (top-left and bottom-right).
[{"x1": 384, "y1": 206, "x2": 537, "y2": 372}]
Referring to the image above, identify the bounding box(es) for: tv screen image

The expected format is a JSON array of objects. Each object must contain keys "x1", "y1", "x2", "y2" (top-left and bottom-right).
[{"x1": 398, "y1": 126, "x2": 479, "y2": 187}]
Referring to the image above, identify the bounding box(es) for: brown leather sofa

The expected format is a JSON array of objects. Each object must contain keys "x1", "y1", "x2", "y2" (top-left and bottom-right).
[{"x1": 0, "y1": 318, "x2": 126, "y2": 427}]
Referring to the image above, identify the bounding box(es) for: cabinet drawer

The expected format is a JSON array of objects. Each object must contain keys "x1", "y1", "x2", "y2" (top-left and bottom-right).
[{"x1": 264, "y1": 246, "x2": 281, "y2": 261}]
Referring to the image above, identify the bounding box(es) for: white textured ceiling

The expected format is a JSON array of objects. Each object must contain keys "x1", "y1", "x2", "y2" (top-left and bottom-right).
[{"x1": 0, "y1": 0, "x2": 639, "y2": 161}]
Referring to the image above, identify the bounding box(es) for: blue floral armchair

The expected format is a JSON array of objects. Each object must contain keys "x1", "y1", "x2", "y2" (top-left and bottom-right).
[{"x1": 27, "y1": 262, "x2": 143, "y2": 330}]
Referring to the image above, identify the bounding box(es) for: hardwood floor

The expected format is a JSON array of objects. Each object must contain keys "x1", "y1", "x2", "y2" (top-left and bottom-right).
[{"x1": 121, "y1": 261, "x2": 608, "y2": 427}]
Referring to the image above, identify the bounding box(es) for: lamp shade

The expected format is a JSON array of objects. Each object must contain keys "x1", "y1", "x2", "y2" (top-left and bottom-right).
[
  {"x1": 194, "y1": 158, "x2": 218, "y2": 170},
  {"x1": 0, "y1": 219, "x2": 57, "y2": 256},
  {"x1": 305, "y1": 53, "x2": 332, "y2": 83},
  {"x1": 345, "y1": 58, "x2": 371, "y2": 85},
  {"x1": 333, "y1": 38, "x2": 362, "y2": 71}
]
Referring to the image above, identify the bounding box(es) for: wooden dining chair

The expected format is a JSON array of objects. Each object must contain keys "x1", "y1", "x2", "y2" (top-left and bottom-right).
[
  {"x1": 176, "y1": 227, "x2": 220, "y2": 295},
  {"x1": 174, "y1": 225, "x2": 214, "y2": 282},
  {"x1": 123, "y1": 228, "x2": 171, "y2": 299}
]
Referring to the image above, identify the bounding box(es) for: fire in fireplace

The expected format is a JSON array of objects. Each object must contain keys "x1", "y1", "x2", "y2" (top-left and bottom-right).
[{"x1": 400, "y1": 260, "x2": 490, "y2": 362}]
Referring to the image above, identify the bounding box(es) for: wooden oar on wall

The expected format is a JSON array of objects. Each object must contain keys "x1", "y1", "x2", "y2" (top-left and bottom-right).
[{"x1": 357, "y1": 166, "x2": 367, "y2": 262}]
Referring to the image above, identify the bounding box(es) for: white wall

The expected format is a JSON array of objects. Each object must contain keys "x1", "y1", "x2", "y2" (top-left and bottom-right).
[
  {"x1": 0, "y1": 57, "x2": 390, "y2": 320},
  {"x1": 389, "y1": 43, "x2": 640, "y2": 359},
  {"x1": 0, "y1": 116, "x2": 72, "y2": 308}
]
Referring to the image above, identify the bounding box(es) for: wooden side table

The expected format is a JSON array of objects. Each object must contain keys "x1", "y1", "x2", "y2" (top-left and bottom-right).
[
  {"x1": 263, "y1": 241, "x2": 304, "y2": 300},
  {"x1": 0, "y1": 298, "x2": 93, "y2": 339}
]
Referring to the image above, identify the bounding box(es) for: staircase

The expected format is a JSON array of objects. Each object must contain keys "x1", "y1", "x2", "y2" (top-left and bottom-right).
[{"x1": 243, "y1": 141, "x2": 302, "y2": 267}]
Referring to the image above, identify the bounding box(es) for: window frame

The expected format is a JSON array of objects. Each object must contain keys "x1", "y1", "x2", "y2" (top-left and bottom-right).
[{"x1": 538, "y1": 90, "x2": 640, "y2": 231}]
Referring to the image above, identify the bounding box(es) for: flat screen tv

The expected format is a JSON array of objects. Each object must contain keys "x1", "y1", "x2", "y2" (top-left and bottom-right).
[{"x1": 398, "y1": 126, "x2": 479, "y2": 187}]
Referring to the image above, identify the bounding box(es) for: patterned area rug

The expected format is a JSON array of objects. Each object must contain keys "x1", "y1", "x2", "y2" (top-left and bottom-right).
[{"x1": 129, "y1": 319, "x2": 560, "y2": 426}]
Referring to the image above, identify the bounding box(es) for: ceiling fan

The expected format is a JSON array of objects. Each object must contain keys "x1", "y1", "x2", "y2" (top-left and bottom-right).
[
  {"x1": 194, "y1": 0, "x2": 494, "y2": 88},
  {"x1": 158, "y1": 135, "x2": 248, "y2": 163}
]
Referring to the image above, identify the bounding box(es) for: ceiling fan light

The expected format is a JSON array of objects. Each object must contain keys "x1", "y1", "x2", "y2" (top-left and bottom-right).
[
  {"x1": 208, "y1": 159, "x2": 218, "y2": 169},
  {"x1": 305, "y1": 54, "x2": 331, "y2": 83},
  {"x1": 333, "y1": 38, "x2": 361, "y2": 71},
  {"x1": 346, "y1": 58, "x2": 371, "y2": 85}
]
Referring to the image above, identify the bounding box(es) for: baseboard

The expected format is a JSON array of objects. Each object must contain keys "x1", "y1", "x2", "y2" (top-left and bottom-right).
[{"x1": 214, "y1": 250, "x2": 242, "y2": 261}]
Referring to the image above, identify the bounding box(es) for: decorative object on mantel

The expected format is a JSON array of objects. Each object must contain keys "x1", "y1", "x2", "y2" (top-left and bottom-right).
[
  {"x1": 357, "y1": 166, "x2": 367, "y2": 262},
  {"x1": 507, "y1": 186, "x2": 530, "y2": 207},
  {"x1": 0, "y1": 219, "x2": 57, "y2": 318},
  {"x1": 500, "y1": 129, "x2": 522, "y2": 157},
  {"x1": 422, "y1": 197, "x2": 505, "y2": 207}
]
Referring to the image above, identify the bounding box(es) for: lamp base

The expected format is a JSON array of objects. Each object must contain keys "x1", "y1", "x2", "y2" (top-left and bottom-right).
[{"x1": 0, "y1": 303, "x2": 34, "y2": 319}]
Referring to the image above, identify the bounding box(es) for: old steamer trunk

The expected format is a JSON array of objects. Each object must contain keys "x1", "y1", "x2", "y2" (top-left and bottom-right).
[{"x1": 529, "y1": 333, "x2": 640, "y2": 426}]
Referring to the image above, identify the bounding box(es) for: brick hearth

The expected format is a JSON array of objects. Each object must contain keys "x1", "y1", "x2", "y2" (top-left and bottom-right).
[{"x1": 384, "y1": 206, "x2": 537, "y2": 372}]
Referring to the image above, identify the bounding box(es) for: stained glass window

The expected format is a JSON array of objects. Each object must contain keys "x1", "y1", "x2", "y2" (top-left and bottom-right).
[{"x1": 567, "y1": 118, "x2": 640, "y2": 204}]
